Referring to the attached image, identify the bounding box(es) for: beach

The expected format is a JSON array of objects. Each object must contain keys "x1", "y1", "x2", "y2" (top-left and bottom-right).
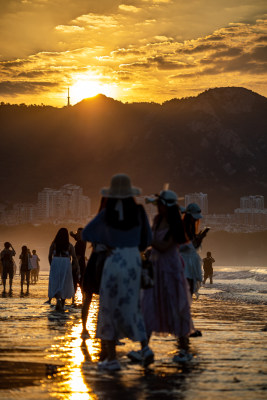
[{"x1": 0, "y1": 267, "x2": 266, "y2": 400}]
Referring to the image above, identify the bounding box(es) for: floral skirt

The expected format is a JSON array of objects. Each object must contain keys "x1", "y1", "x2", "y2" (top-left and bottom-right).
[{"x1": 96, "y1": 247, "x2": 147, "y2": 342}]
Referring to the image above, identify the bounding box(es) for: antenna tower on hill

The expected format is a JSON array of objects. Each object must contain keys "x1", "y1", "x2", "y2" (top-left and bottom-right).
[{"x1": 67, "y1": 88, "x2": 71, "y2": 107}]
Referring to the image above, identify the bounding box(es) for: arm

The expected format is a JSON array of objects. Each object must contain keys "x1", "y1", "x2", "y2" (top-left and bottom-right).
[
  {"x1": 70, "y1": 244, "x2": 80, "y2": 276},
  {"x1": 48, "y1": 244, "x2": 54, "y2": 265},
  {"x1": 82, "y1": 212, "x2": 103, "y2": 243},
  {"x1": 139, "y1": 205, "x2": 152, "y2": 251}
]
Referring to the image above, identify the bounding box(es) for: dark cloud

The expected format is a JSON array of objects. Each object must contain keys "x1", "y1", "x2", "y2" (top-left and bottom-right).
[
  {"x1": 252, "y1": 45, "x2": 267, "y2": 62},
  {"x1": 0, "y1": 81, "x2": 59, "y2": 95},
  {"x1": 17, "y1": 70, "x2": 62, "y2": 78},
  {"x1": 150, "y1": 56, "x2": 190, "y2": 70},
  {"x1": 0, "y1": 59, "x2": 30, "y2": 68},
  {"x1": 119, "y1": 62, "x2": 151, "y2": 69},
  {"x1": 179, "y1": 43, "x2": 228, "y2": 54},
  {"x1": 255, "y1": 35, "x2": 267, "y2": 43},
  {"x1": 112, "y1": 48, "x2": 145, "y2": 57}
]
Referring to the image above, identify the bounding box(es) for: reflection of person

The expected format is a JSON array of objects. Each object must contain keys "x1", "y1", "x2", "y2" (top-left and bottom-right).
[
  {"x1": 19, "y1": 246, "x2": 31, "y2": 295},
  {"x1": 82, "y1": 173, "x2": 153, "y2": 371},
  {"x1": 203, "y1": 251, "x2": 215, "y2": 284},
  {"x1": 70, "y1": 228, "x2": 86, "y2": 304},
  {"x1": 1, "y1": 242, "x2": 16, "y2": 295},
  {"x1": 48, "y1": 228, "x2": 79, "y2": 311},
  {"x1": 139, "y1": 190, "x2": 193, "y2": 363},
  {"x1": 30, "y1": 250, "x2": 40, "y2": 284},
  {"x1": 180, "y1": 203, "x2": 204, "y2": 297}
]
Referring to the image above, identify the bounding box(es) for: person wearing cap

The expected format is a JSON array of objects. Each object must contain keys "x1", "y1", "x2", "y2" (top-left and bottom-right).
[
  {"x1": 180, "y1": 203, "x2": 204, "y2": 297},
  {"x1": 82, "y1": 173, "x2": 153, "y2": 371},
  {"x1": 134, "y1": 190, "x2": 194, "y2": 363}
]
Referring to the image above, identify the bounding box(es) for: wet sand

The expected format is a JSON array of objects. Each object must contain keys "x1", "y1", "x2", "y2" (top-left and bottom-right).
[{"x1": 0, "y1": 272, "x2": 266, "y2": 400}]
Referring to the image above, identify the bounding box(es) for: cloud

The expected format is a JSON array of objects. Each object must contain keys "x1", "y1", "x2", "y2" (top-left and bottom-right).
[
  {"x1": 0, "y1": 81, "x2": 58, "y2": 95},
  {"x1": 55, "y1": 25, "x2": 85, "y2": 33},
  {"x1": 118, "y1": 5, "x2": 141, "y2": 13}
]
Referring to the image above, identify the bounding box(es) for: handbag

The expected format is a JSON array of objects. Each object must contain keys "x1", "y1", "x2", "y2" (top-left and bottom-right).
[{"x1": 141, "y1": 250, "x2": 154, "y2": 289}]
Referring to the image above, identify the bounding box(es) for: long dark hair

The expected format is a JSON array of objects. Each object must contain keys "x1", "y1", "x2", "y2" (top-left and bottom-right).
[
  {"x1": 52, "y1": 227, "x2": 69, "y2": 254},
  {"x1": 155, "y1": 204, "x2": 186, "y2": 244},
  {"x1": 105, "y1": 197, "x2": 140, "y2": 230},
  {"x1": 183, "y1": 213, "x2": 196, "y2": 241}
]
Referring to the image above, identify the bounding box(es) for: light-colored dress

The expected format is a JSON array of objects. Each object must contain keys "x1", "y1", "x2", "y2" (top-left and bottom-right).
[
  {"x1": 82, "y1": 206, "x2": 152, "y2": 342},
  {"x1": 96, "y1": 247, "x2": 147, "y2": 341},
  {"x1": 48, "y1": 245, "x2": 75, "y2": 299},
  {"x1": 180, "y1": 242, "x2": 202, "y2": 294},
  {"x1": 141, "y1": 227, "x2": 193, "y2": 338}
]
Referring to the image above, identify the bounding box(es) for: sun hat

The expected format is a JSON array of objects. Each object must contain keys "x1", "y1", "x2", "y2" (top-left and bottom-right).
[
  {"x1": 101, "y1": 173, "x2": 141, "y2": 198},
  {"x1": 185, "y1": 203, "x2": 202, "y2": 219}
]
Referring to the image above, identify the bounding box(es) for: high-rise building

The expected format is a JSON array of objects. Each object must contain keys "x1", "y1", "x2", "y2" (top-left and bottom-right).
[
  {"x1": 184, "y1": 192, "x2": 208, "y2": 214},
  {"x1": 240, "y1": 195, "x2": 264, "y2": 210},
  {"x1": 37, "y1": 184, "x2": 90, "y2": 221}
]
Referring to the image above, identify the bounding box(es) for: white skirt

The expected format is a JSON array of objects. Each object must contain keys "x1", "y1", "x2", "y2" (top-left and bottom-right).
[{"x1": 48, "y1": 257, "x2": 74, "y2": 299}]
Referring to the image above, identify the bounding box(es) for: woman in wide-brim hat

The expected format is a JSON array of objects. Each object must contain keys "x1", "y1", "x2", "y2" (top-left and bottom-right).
[{"x1": 82, "y1": 173, "x2": 154, "y2": 371}]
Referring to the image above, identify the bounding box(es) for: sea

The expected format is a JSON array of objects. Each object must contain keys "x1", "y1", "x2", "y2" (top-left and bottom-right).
[{"x1": 0, "y1": 266, "x2": 266, "y2": 400}]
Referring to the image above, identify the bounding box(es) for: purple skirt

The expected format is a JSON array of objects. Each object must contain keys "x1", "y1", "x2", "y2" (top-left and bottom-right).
[{"x1": 141, "y1": 235, "x2": 193, "y2": 338}]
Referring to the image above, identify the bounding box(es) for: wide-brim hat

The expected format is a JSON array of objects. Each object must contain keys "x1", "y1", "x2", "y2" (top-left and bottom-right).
[{"x1": 101, "y1": 173, "x2": 141, "y2": 198}]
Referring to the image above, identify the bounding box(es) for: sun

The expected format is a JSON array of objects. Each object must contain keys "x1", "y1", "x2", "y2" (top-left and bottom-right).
[{"x1": 69, "y1": 78, "x2": 117, "y2": 104}]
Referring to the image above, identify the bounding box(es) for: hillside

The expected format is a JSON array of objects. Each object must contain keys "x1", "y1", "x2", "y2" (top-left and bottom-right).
[{"x1": 1, "y1": 87, "x2": 267, "y2": 213}]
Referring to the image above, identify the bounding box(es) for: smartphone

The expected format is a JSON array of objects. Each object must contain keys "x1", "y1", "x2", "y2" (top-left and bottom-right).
[{"x1": 202, "y1": 227, "x2": 210, "y2": 235}]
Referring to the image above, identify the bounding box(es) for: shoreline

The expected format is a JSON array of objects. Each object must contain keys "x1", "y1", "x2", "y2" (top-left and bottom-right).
[{"x1": 0, "y1": 272, "x2": 266, "y2": 399}]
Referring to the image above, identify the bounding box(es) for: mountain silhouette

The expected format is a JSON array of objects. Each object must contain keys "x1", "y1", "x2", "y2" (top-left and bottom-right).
[{"x1": 1, "y1": 87, "x2": 266, "y2": 213}]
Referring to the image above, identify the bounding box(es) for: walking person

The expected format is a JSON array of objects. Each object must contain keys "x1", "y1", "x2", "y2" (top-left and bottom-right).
[
  {"x1": 70, "y1": 228, "x2": 87, "y2": 305},
  {"x1": 48, "y1": 228, "x2": 79, "y2": 311},
  {"x1": 19, "y1": 246, "x2": 31, "y2": 295},
  {"x1": 82, "y1": 173, "x2": 153, "y2": 371},
  {"x1": 81, "y1": 196, "x2": 107, "y2": 340},
  {"x1": 203, "y1": 251, "x2": 215, "y2": 284},
  {"x1": 180, "y1": 203, "x2": 204, "y2": 297},
  {"x1": 130, "y1": 190, "x2": 194, "y2": 363},
  {"x1": 1, "y1": 242, "x2": 16, "y2": 295}
]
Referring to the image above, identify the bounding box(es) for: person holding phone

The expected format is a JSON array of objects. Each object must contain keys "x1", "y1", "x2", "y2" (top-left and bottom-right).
[{"x1": 180, "y1": 203, "x2": 205, "y2": 297}]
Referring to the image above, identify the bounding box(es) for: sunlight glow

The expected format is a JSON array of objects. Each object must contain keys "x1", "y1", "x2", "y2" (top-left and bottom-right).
[{"x1": 70, "y1": 77, "x2": 117, "y2": 104}]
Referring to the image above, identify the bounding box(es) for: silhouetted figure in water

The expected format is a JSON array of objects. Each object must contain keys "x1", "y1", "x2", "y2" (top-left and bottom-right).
[
  {"x1": 1, "y1": 242, "x2": 16, "y2": 295},
  {"x1": 48, "y1": 227, "x2": 79, "y2": 311},
  {"x1": 203, "y1": 251, "x2": 215, "y2": 284},
  {"x1": 19, "y1": 246, "x2": 31, "y2": 295},
  {"x1": 81, "y1": 197, "x2": 107, "y2": 339},
  {"x1": 30, "y1": 249, "x2": 40, "y2": 284},
  {"x1": 70, "y1": 228, "x2": 86, "y2": 304}
]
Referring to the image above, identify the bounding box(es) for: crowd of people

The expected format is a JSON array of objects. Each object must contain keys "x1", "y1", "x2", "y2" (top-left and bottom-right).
[
  {"x1": 1, "y1": 172, "x2": 216, "y2": 372},
  {"x1": 0, "y1": 243, "x2": 40, "y2": 296}
]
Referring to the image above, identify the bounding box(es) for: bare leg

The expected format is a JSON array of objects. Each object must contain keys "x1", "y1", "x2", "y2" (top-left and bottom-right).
[{"x1": 81, "y1": 291, "x2": 92, "y2": 334}]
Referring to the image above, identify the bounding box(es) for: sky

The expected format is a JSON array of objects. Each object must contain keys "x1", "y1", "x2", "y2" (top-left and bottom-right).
[{"x1": 0, "y1": 0, "x2": 266, "y2": 106}]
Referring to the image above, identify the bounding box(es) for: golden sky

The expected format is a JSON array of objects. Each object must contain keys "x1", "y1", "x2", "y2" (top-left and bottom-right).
[{"x1": 0, "y1": 0, "x2": 267, "y2": 106}]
